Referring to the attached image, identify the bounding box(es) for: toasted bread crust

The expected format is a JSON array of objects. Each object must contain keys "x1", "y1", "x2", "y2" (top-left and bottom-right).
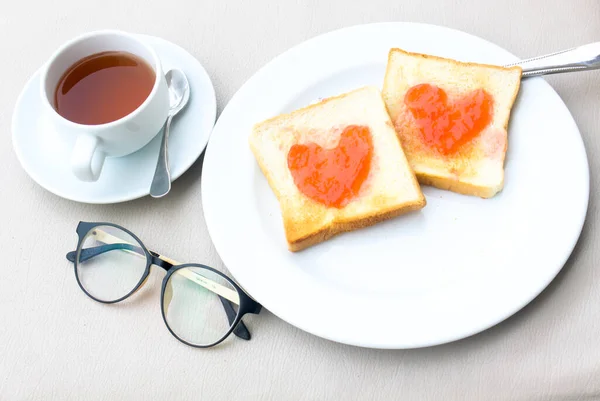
[
  {"x1": 386, "y1": 48, "x2": 522, "y2": 79},
  {"x1": 416, "y1": 173, "x2": 500, "y2": 199},
  {"x1": 252, "y1": 87, "x2": 376, "y2": 133},
  {"x1": 287, "y1": 197, "x2": 426, "y2": 251}
]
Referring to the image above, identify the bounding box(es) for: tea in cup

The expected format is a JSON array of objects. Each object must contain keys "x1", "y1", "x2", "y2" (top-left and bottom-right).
[{"x1": 40, "y1": 30, "x2": 170, "y2": 182}]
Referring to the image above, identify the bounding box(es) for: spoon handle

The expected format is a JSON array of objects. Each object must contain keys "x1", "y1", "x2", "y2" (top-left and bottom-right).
[
  {"x1": 150, "y1": 116, "x2": 173, "y2": 198},
  {"x1": 504, "y1": 42, "x2": 600, "y2": 78}
]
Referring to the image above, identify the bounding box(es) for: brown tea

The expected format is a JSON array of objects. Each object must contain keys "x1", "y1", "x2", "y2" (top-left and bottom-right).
[{"x1": 54, "y1": 51, "x2": 155, "y2": 125}]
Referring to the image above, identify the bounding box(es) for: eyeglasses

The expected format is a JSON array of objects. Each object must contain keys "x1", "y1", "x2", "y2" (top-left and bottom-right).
[{"x1": 66, "y1": 221, "x2": 261, "y2": 348}]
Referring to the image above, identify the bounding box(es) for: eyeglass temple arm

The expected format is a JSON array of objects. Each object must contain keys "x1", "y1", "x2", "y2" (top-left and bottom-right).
[
  {"x1": 219, "y1": 297, "x2": 251, "y2": 340},
  {"x1": 66, "y1": 244, "x2": 143, "y2": 264}
]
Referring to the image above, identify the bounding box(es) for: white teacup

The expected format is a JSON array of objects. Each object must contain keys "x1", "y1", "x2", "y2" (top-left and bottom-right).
[{"x1": 40, "y1": 30, "x2": 170, "y2": 182}]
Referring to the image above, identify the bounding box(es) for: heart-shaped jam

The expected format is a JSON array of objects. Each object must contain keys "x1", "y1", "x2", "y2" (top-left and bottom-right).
[
  {"x1": 287, "y1": 125, "x2": 373, "y2": 208},
  {"x1": 404, "y1": 84, "x2": 493, "y2": 154}
]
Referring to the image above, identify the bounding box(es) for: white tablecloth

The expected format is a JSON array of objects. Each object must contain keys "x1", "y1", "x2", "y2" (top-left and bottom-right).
[{"x1": 1, "y1": 0, "x2": 599, "y2": 399}]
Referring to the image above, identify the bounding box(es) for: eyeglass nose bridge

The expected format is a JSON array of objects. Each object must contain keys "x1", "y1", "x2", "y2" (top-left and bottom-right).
[{"x1": 149, "y1": 251, "x2": 174, "y2": 271}]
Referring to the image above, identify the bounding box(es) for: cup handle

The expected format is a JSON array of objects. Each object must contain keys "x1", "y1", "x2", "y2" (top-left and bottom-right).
[{"x1": 71, "y1": 135, "x2": 105, "y2": 182}]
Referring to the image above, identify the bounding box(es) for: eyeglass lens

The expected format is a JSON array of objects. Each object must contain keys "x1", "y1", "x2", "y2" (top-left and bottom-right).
[
  {"x1": 163, "y1": 266, "x2": 241, "y2": 346},
  {"x1": 76, "y1": 226, "x2": 147, "y2": 302}
]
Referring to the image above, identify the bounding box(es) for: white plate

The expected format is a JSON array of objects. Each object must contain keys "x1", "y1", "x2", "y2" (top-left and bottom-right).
[
  {"x1": 201, "y1": 23, "x2": 589, "y2": 348},
  {"x1": 12, "y1": 34, "x2": 216, "y2": 204}
]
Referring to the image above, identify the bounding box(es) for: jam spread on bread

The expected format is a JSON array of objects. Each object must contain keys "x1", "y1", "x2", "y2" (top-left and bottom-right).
[
  {"x1": 404, "y1": 84, "x2": 493, "y2": 154},
  {"x1": 287, "y1": 125, "x2": 373, "y2": 208}
]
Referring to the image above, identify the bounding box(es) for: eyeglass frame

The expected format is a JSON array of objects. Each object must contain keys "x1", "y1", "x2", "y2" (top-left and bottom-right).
[{"x1": 66, "y1": 221, "x2": 262, "y2": 348}]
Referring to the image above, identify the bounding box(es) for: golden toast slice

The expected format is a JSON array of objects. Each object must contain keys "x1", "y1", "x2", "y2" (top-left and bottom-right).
[
  {"x1": 249, "y1": 86, "x2": 426, "y2": 251},
  {"x1": 382, "y1": 48, "x2": 522, "y2": 198}
]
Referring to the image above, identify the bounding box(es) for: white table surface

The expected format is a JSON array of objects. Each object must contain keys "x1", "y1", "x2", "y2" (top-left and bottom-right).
[{"x1": 1, "y1": 1, "x2": 599, "y2": 400}]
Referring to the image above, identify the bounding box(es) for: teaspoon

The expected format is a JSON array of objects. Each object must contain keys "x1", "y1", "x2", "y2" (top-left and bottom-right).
[{"x1": 150, "y1": 69, "x2": 190, "y2": 198}]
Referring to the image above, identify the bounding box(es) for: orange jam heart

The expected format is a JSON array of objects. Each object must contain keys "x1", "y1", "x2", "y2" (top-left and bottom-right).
[
  {"x1": 404, "y1": 84, "x2": 494, "y2": 154},
  {"x1": 287, "y1": 125, "x2": 373, "y2": 208}
]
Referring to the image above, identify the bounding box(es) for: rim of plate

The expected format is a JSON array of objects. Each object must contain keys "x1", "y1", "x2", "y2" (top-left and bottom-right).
[
  {"x1": 11, "y1": 34, "x2": 216, "y2": 204},
  {"x1": 201, "y1": 22, "x2": 590, "y2": 348}
]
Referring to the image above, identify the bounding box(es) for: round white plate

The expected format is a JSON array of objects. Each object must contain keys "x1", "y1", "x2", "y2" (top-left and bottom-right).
[
  {"x1": 201, "y1": 23, "x2": 589, "y2": 348},
  {"x1": 12, "y1": 34, "x2": 216, "y2": 204}
]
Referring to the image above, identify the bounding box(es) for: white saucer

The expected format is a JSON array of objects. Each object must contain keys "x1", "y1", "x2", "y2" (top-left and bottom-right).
[{"x1": 12, "y1": 34, "x2": 216, "y2": 204}]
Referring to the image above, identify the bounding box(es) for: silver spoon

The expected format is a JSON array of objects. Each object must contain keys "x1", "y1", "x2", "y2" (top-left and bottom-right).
[
  {"x1": 503, "y1": 41, "x2": 600, "y2": 78},
  {"x1": 150, "y1": 69, "x2": 190, "y2": 198}
]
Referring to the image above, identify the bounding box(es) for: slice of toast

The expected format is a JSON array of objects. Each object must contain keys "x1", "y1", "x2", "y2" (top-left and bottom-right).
[
  {"x1": 249, "y1": 86, "x2": 426, "y2": 251},
  {"x1": 382, "y1": 48, "x2": 522, "y2": 198}
]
